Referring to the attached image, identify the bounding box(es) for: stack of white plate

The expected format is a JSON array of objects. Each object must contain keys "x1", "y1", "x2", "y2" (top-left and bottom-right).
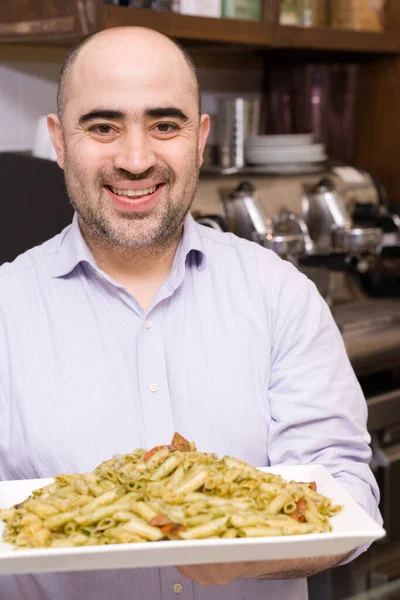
[{"x1": 244, "y1": 134, "x2": 327, "y2": 167}]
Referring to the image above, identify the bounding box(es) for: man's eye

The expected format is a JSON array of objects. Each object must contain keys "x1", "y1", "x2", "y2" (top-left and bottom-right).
[
  {"x1": 90, "y1": 125, "x2": 114, "y2": 135},
  {"x1": 155, "y1": 123, "x2": 178, "y2": 133}
]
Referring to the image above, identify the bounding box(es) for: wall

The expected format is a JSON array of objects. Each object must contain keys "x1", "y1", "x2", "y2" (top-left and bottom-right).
[{"x1": 0, "y1": 62, "x2": 59, "y2": 152}]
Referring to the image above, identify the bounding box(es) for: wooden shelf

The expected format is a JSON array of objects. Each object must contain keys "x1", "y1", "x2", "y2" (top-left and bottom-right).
[
  {"x1": 274, "y1": 25, "x2": 400, "y2": 54},
  {"x1": 105, "y1": 6, "x2": 272, "y2": 47},
  {"x1": 2, "y1": 3, "x2": 400, "y2": 58},
  {"x1": 104, "y1": 7, "x2": 400, "y2": 54}
]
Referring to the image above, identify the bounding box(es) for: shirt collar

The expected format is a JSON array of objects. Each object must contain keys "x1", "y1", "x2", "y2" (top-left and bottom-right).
[
  {"x1": 178, "y1": 212, "x2": 206, "y2": 272},
  {"x1": 52, "y1": 213, "x2": 96, "y2": 278},
  {"x1": 52, "y1": 212, "x2": 206, "y2": 279}
]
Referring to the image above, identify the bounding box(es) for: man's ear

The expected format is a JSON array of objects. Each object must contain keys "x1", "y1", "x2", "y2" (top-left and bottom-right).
[
  {"x1": 197, "y1": 114, "x2": 211, "y2": 167},
  {"x1": 47, "y1": 114, "x2": 65, "y2": 169}
]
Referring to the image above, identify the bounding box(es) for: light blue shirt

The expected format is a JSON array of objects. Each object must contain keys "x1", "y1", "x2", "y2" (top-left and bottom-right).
[{"x1": 0, "y1": 213, "x2": 381, "y2": 600}]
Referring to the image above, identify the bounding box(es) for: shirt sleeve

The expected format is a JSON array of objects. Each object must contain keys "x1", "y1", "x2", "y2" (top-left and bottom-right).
[
  {"x1": 266, "y1": 262, "x2": 382, "y2": 561},
  {"x1": 0, "y1": 309, "x2": 11, "y2": 482}
]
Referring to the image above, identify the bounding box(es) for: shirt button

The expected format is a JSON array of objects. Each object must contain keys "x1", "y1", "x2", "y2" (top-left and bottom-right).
[
  {"x1": 144, "y1": 320, "x2": 152, "y2": 329},
  {"x1": 173, "y1": 582, "x2": 183, "y2": 594},
  {"x1": 150, "y1": 383, "x2": 159, "y2": 393}
]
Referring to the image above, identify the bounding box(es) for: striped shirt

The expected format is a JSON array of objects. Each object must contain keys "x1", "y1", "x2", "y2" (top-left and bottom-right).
[{"x1": 0, "y1": 213, "x2": 381, "y2": 600}]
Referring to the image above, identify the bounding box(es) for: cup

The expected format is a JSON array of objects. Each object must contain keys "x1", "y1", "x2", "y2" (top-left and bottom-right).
[{"x1": 217, "y1": 97, "x2": 261, "y2": 169}]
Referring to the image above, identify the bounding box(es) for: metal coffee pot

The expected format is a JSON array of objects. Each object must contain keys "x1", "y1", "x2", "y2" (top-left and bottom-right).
[
  {"x1": 220, "y1": 181, "x2": 313, "y2": 260},
  {"x1": 301, "y1": 178, "x2": 382, "y2": 255},
  {"x1": 220, "y1": 181, "x2": 268, "y2": 241}
]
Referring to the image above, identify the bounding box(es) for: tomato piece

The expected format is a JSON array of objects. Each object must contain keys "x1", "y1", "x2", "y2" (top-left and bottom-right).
[
  {"x1": 143, "y1": 445, "x2": 168, "y2": 462},
  {"x1": 290, "y1": 498, "x2": 308, "y2": 523},
  {"x1": 171, "y1": 432, "x2": 191, "y2": 452}
]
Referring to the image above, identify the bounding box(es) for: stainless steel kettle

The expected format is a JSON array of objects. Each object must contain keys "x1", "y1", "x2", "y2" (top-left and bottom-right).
[
  {"x1": 219, "y1": 181, "x2": 268, "y2": 241},
  {"x1": 219, "y1": 181, "x2": 313, "y2": 260},
  {"x1": 301, "y1": 178, "x2": 352, "y2": 254},
  {"x1": 301, "y1": 177, "x2": 382, "y2": 255}
]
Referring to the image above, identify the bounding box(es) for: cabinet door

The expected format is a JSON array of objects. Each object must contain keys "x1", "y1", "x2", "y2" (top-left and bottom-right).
[
  {"x1": 0, "y1": 0, "x2": 103, "y2": 42},
  {"x1": 384, "y1": 0, "x2": 400, "y2": 32}
]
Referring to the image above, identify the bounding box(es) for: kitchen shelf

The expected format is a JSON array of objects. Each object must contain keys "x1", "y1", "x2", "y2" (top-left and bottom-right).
[
  {"x1": 1, "y1": 5, "x2": 400, "y2": 56},
  {"x1": 104, "y1": 7, "x2": 400, "y2": 54},
  {"x1": 201, "y1": 163, "x2": 327, "y2": 176},
  {"x1": 274, "y1": 24, "x2": 400, "y2": 54},
  {"x1": 105, "y1": 6, "x2": 272, "y2": 47}
]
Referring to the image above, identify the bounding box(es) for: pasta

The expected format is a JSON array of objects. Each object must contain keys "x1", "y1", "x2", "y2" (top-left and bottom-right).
[{"x1": 0, "y1": 432, "x2": 342, "y2": 549}]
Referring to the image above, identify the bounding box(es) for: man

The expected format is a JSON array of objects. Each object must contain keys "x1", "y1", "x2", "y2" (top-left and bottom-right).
[{"x1": 0, "y1": 26, "x2": 381, "y2": 599}]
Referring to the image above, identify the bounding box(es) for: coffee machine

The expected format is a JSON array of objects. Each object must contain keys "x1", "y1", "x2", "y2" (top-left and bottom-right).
[
  {"x1": 216, "y1": 180, "x2": 315, "y2": 263},
  {"x1": 196, "y1": 166, "x2": 400, "y2": 304},
  {"x1": 194, "y1": 168, "x2": 400, "y2": 597},
  {"x1": 300, "y1": 169, "x2": 400, "y2": 299}
]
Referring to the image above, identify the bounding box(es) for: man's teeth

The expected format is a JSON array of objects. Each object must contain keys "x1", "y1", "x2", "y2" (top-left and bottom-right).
[{"x1": 110, "y1": 185, "x2": 158, "y2": 198}]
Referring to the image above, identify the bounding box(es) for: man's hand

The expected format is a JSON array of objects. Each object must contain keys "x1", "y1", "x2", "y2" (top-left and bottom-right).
[
  {"x1": 176, "y1": 562, "x2": 257, "y2": 586},
  {"x1": 176, "y1": 552, "x2": 352, "y2": 586}
]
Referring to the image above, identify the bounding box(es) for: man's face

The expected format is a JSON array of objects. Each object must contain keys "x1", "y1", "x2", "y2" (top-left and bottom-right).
[{"x1": 49, "y1": 37, "x2": 209, "y2": 249}]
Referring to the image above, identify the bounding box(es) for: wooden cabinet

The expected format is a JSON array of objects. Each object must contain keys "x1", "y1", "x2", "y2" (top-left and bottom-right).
[
  {"x1": 355, "y1": 56, "x2": 400, "y2": 203},
  {"x1": 0, "y1": 0, "x2": 103, "y2": 42},
  {"x1": 1, "y1": 0, "x2": 400, "y2": 52},
  {"x1": 0, "y1": 0, "x2": 276, "y2": 45},
  {"x1": 105, "y1": 5, "x2": 274, "y2": 46}
]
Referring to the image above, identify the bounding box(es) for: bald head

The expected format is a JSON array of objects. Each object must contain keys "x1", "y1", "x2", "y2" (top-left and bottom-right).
[{"x1": 57, "y1": 27, "x2": 200, "y2": 123}]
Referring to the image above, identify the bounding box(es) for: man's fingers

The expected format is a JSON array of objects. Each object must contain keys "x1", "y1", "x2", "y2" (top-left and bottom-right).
[
  {"x1": 176, "y1": 566, "x2": 211, "y2": 585},
  {"x1": 176, "y1": 564, "x2": 240, "y2": 586}
]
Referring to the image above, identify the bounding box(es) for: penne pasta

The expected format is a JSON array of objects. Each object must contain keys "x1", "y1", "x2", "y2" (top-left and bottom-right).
[
  {"x1": 264, "y1": 493, "x2": 291, "y2": 516},
  {"x1": 130, "y1": 502, "x2": 157, "y2": 522},
  {"x1": 150, "y1": 456, "x2": 183, "y2": 482},
  {"x1": 120, "y1": 517, "x2": 164, "y2": 541},
  {"x1": 174, "y1": 470, "x2": 209, "y2": 495},
  {"x1": 178, "y1": 516, "x2": 229, "y2": 540},
  {"x1": 0, "y1": 432, "x2": 342, "y2": 549}
]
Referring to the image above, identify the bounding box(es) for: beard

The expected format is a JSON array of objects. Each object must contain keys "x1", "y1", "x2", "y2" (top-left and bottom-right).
[{"x1": 63, "y1": 149, "x2": 200, "y2": 252}]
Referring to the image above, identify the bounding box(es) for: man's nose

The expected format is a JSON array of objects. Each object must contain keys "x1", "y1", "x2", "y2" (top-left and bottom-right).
[{"x1": 113, "y1": 129, "x2": 157, "y2": 174}]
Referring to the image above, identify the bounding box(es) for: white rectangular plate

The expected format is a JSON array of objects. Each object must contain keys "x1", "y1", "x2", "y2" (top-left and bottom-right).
[{"x1": 0, "y1": 465, "x2": 385, "y2": 575}]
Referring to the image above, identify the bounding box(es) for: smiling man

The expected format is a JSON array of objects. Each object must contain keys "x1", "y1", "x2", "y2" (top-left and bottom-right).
[
  {"x1": 0, "y1": 26, "x2": 381, "y2": 600},
  {"x1": 48, "y1": 27, "x2": 209, "y2": 309}
]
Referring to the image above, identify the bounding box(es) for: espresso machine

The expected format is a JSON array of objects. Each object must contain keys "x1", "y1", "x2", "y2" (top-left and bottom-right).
[
  {"x1": 196, "y1": 172, "x2": 400, "y2": 595},
  {"x1": 299, "y1": 171, "x2": 400, "y2": 301},
  {"x1": 214, "y1": 180, "x2": 315, "y2": 263},
  {"x1": 199, "y1": 168, "x2": 400, "y2": 306}
]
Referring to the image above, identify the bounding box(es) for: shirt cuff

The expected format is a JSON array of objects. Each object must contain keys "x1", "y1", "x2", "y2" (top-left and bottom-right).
[{"x1": 336, "y1": 543, "x2": 369, "y2": 567}]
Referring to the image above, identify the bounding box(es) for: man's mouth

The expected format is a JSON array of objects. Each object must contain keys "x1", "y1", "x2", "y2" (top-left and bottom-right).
[
  {"x1": 107, "y1": 184, "x2": 160, "y2": 198},
  {"x1": 104, "y1": 182, "x2": 164, "y2": 213}
]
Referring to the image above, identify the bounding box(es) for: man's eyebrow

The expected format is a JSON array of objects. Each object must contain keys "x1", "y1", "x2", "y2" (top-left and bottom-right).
[
  {"x1": 78, "y1": 107, "x2": 189, "y2": 126},
  {"x1": 144, "y1": 107, "x2": 188, "y2": 121},
  {"x1": 79, "y1": 110, "x2": 125, "y2": 126}
]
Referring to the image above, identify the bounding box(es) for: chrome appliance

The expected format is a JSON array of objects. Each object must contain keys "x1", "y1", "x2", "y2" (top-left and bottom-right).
[
  {"x1": 218, "y1": 180, "x2": 313, "y2": 263},
  {"x1": 301, "y1": 177, "x2": 383, "y2": 256},
  {"x1": 195, "y1": 168, "x2": 400, "y2": 597}
]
